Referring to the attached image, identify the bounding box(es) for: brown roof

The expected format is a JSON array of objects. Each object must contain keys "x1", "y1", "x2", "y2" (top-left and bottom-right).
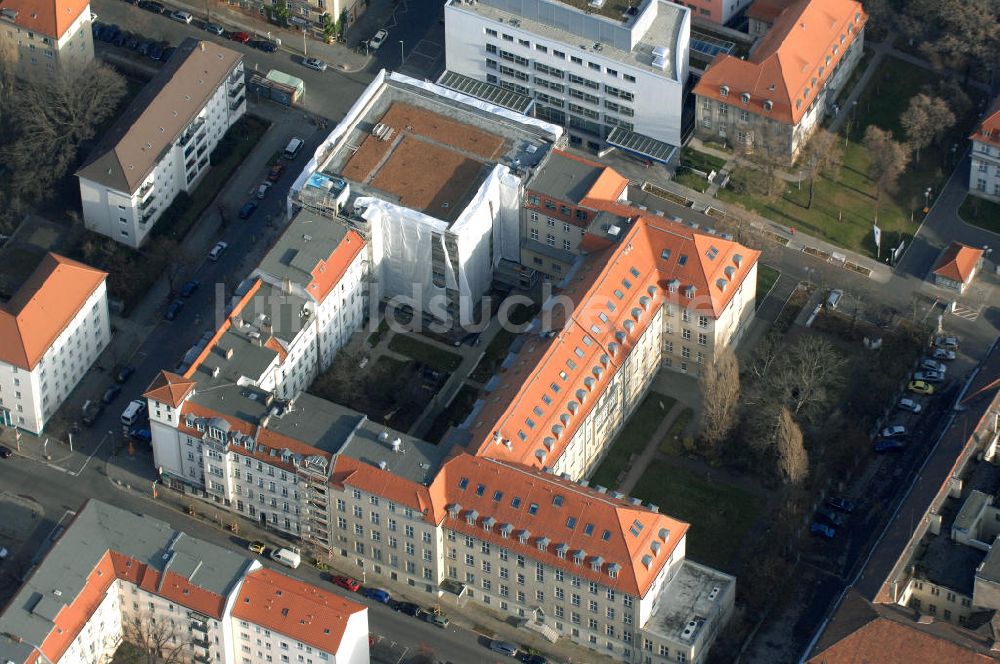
[
  {"x1": 746, "y1": 0, "x2": 796, "y2": 21},
  {"x1": 0, "y1": 0, "x2": 90, "y2": 39},
  {"x1": 933, "y1": 242, "x2": 983, "y2": 283},
  {"x1": 693, "y1": 0, "x2": 867, "y2": 125},
  {"x1": 0, "y1": 253, "x2": 106, "y2": 371},
  {"x1": 144, "y1": 371, "x2": 197, "y2": 407},
  {"x1": 77, "y1": 39, "x2": 242, "y2": 194},
  {"x1": 972, "y1": 97, "x2": 1000, "y2": 150}
]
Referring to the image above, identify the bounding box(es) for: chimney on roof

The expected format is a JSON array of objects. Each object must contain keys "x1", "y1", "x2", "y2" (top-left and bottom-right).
[{"x1": 200, "y1": 42, "x2": 205, "y2": 51}]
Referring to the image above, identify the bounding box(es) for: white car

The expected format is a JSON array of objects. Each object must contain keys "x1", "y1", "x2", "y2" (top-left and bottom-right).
[
  {"x1": 920, "y1": 359, "x2": 946, "y2": 374},
  {"x1": 932, "y1": 348, "x2": 956, "y2": 361},
  {"x1": 897, "y1": 398, "x2": 922, "y2": 414},
  {"x1": 369, "y1": 29, "x2": 388, "y2": 51},
  {"x1": 204, "y1": 23, "x2": 225, "y2": 36},
  {"x1": 208, "y1": 241, "x2": 229, "y2": 261},
  {"x1": 169, "y1": 10, "x2": 193, "y2": 24},
  {"x1": 879, "y1": 425, "x2": 907, "y2": 438},
  {"x1": 0, "y1": 547, "x2": 8, "y2": 560},
  {"x1": 302, "y1": 57, "x2": 328, "y2": 71},
  {"x1": 913, "y1": 370, "x2": 944, "y2": 383},
  {"x1": 256, "y1": 182, "x2": 272, "y2": 199},
  {"x1": 934, "y1": 336, "x2": 959, "y2": 350}
]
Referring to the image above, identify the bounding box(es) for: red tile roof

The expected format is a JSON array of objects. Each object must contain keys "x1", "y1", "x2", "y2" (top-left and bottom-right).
[
  {"x1": 232, "y1": 568, "x2": 366, "y2": 655},
  {"x1": 332, "y1": 455, "x2": 441, "y2": 523},
  {"x1": 0, "y1": 253, "x2": 106, "y2": 371},
  {"x1": 37, "y1": 552, "x2": 117, "y2": 663},
  {"x1": 307, "y1": 229, "x2": 365, "y2": 303},
  {"x1": 693, "y1": 0, "x2": 867, "y2": 125},
  {"x1": 971, "y1": 98, "x2": 1000, "y2": 150},
  {"x1": 0, "y1": 0, "x2": 91, "y2": 39},
  {"x1": 110, "y1": 551, "x2": 229, "y2": 618},
  {"x1": 747, "y1": 0, "x2": 796, "y2": 21},
  {"x1": 933, "y1": 242, "x2": 983, "y2": 283},
  {"x1": 145, "y1": 371, "x2": 197, "y2": 407},
  {"x1": 183, "y1": 278, "x2": 262, "y2": 379}
]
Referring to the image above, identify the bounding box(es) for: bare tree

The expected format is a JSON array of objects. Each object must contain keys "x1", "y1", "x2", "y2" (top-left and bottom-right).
[
  {"x1": 744, "y1": 333, "x2": 781, "y2": 382},
  {"x1": 698, "y1": 348, "x2": 741, "y2": 455},
  {"x1": 120, "y1": 614, "x2": 190, "y2": 664},
  {"x1": 904, "y1": 0, "x2": 1000, "y2": 82},
  {"x1": 800, "y1": 129, "x2": 842, "y2": 209},
  {"x1": 863, "y1": 126, "x2": 910, "y2": 218},
  {"x1": 774, "y1": 336, "x2": 846, "y2": 421},
  {"x1": 775, "y1": 407, "x2": 809, "y2": 484},
  {"x1": 148, "y1": 237, "x2": 189, "y2": 294},
  {"x1": 901, "y1": 94, "x2": 956, "y2": 163}
]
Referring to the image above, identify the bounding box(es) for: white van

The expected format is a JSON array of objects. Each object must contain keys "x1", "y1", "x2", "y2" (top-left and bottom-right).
[
  {"x1": 283, "y1": 137, "x2": 304, "y2": 160},
  {"x1": 270, "y1": 547, "x2": 301, "y2": 569},
  {"x1": 120, "y1": 399, "x2": 146, "y2": 427}
]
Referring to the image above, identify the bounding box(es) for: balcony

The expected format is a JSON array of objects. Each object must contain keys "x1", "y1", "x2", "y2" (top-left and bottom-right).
[
  {"x1": 138, "y1": 193, "x2": 157, "y2": 211},
  {"x1": 139, "y1": 208, "x2": 157, "y2": 224},
  {"x1": 230, "y1": 96, "x2": 245, "y2": 111},
  {"x1": 138, "y1": 182, "x2": 154, "y2": 198},
  {"x1": 191, "y1": 637, "x2": 210, "y2": 649},
  {"x1": 177, "y1": 118, "x2": 206, "y2": 147},
  {"x1": 190, "y1": 620, "x2": 208, "y2": 633},
  {"x1": 193, "y1": 655, "x2": 211, "y2": 664},
  {"x1": 228, "y1": 81, "x2": 245, "y2": 99}
]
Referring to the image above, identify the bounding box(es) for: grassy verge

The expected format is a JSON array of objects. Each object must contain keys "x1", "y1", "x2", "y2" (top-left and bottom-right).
[
  {"x1": 681, "y1": 147, "x2": 727, "y2": 173},
  {"x1": 630, "y1": 460, "x2": 763, "y2": 570},
  {"x1": 388, "y1": 334, "x2": 463, "y2": 372},
  {"x1": 959, "y1": 194, "x2": 1000, "y2": 235},
  {"x1": 152, "y1": 115, "x2": 271, "y2": 242},
  {"x1": 658, "y1": 407, "x2": 694, "y2": 456},
  {"x1": 755, "y1": 264, "x2": 780, "y2": 308},
  {"x1": 675, "y1": 168, "x2": 710, "y2": 193},
  {"x1": 588, "y1": 393, "x2": 675, "y2": 490}
]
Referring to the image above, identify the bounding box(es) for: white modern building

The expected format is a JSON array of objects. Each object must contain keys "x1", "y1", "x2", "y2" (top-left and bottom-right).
[
  {"x1": 970, "y1": 97, "x2": 1000, "y2": 201},
  {"x1": 291, "y1": 70, "x2": 561, "y2": 320},
  {"x1": 0, "y1": 501, "x2": 370, "y2": 664},
  {"x1": 0, "y1": 0, "x2": 95, "y2": 80},
  {"x1": 444, "y1": 0, "x2": 690, "y2": 161},
  {"x1": 0, "y1": 253, "x2": 109, "y2": 434},
  {"x1": 77, "y1": 38, "x2": 246, "y2": 248}
]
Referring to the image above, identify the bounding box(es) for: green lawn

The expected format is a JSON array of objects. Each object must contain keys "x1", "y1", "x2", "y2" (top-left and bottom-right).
[
  {"x1": 388, "y1": 334, "x2": 463, "y2": 372},
  {"x1": 469, "y1": 302, "x2": 539, "y2": 382},
  {"x1": 959, "y1": 194, "x2": 1000, "y2": 235},
  {"x1": 658, "y1": 407, "x2": 694, "y2": 456},
  {"x1": 675, "y1": 168, "x2": 710, "y2": 193},
  {"x1": 588, "y1": 393, "x2": 675, "y2": 490},
  {"x1": 755, "y1": 264, "x2": 780, "y2": 308},
  {"x1": 681, "y1": 147, "x2": 727, "y2": 173},
  {"x1": 630, "y1": 460, "x2": 763, "y2": 570}
]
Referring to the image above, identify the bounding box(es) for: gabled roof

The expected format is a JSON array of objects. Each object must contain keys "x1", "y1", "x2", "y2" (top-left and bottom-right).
[
  {"x1": 0, "y1": 0, "x2": 90, "y2": 39},
  {"x1": 232, "y1": 569, "x2": 366, "y2": 655},
  {"x1": 0, "y1": 253, "x2": 106, "y2": 371},
  {"x1": 332, "y1": 454, "x2": 441, "y2": 522},
  {"x1": 971, "y1": 97, "x2": 1000, "y2": 150},
  {"x1": 933, "y1": 242, "x2": 984, "y2": 283},
  {"x1": 144, "y1": 371, "x2": 197, "y2": 407},
  {"x1": 747, "y1": 0, "x2": 796, "y2": 22},
  {"x1": 432, "y1": 455, "x2": 687, "y2": 597},
  {"x1": 693, "y1": 0, "x2": 867, "y2": 125}
]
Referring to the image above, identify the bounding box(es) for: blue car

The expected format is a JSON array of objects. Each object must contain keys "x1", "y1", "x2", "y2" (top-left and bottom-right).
[
  {"x1": 165, "y1": 299, "x2": 184, "y2": 321},
  {"x1": 873, "y1": 438, "x2": 906, "y2": 453},
  {"x1": 238, "y1": 201, "x2": 258, "y2": 219},
  {"x1": 129, "y1": 427, "x2": 152, "y2": 443},
  {"x1": 810, "y1": 522, "x2": 835, "y2": 539},
  {"x1": 362, "y1": 588, "x2": 391, "y2": 604},
  {"x1": 179, "y1": 280, "x2": 200, "y2": 298}
]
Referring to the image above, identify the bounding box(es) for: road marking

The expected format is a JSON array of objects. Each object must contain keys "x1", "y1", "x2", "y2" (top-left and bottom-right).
[{"x1": 949, "y1": 303, "x2": 981, "y2": 321}]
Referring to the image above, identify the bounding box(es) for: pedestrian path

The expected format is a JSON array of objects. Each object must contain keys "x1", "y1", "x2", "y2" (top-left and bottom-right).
[{"x1": 616, "y1": 400, "x2": 682, "y2": 495}]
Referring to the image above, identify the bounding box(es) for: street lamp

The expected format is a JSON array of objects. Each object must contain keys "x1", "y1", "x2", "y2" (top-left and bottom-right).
[
  {"x1": 399, "y1": 40, "x2": 404, "y2": 64},
  {"x1": 923, "y1": 187, "x2": 932, "y2": 211}
]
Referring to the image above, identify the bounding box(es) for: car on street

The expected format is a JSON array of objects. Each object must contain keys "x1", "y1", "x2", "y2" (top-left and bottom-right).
[
  {"x1": 934, "y1": 336, "x2": 959, "y2": 350},
  {"x1": 523, "y1": 656, "x2": 548, "y2": 664},
  {"x1": 874, "y1": 438, "x2": 906, "y2": 453},
  {"x1": 82, "y1": 400, "x2": 102, "y2": 426},
  {"x1": 391, "y1": 601, "x2": 421, "y2": 616},
  {"x1": 267, "y1": 163, "x2": 285, "y2": 181},
  {"x1": 208, "y1": 241, "x2": 229, "y2": 261},
  {"x1": 169, "y1": 10, "x2": 193, "y2": 23},
  {"x1": 102, "y1": 384, "x2": 122, "y2": 404},
  {"x1": 908, "y1": 380, "x2": 934, "y2": 395},
  {"x1": 825, "y1": 496, "x2": 855, "y2": 513},
  {"x1": 160, "y1": 46, "x2": 177, "y2": 61},
  {"x1": 137, "y1": 38, "x2": 155, "y2": 56},
  {"x1": 913, "y1": 370, "x2": 944, "y2": 383},
  {"x1": 932, "y1": 348, "x2": 957, "y2": 361},
  {"x1": 0, "y1": 446, "x2": 12, "y2": 459},
  {"x1": 810, "y1": 522, "x2": 836, "y2": 539},
  {"x1": 204, "y1": 23, "x2": 225, "y2": 36},
  {"x1": 331, "y1": 575, "x2": 361, "y2": 592},
  {"x1": 165, "y1": 299, "x2": 184, "y2": 321},
  {"x1": 127, "y1": 33, "x2": 142, "y2": 50},
  {"x1": 361, "y1": 587, "x2": 391, "y2": 603},
  {"x1": 139, "y1": 1, "x2": 166, "y2": 13},
  {"x1": 369, "y1": 29, "x2": 388, "y2": 51},
  {"x1": 302, "y1": 57, "x2": 328, "y2": 71},
  {"x1": 230, "y1": 31, "x2": 251, "y2": 44},
  {"x1": 256, "y1": 182, "x2": 272, "y2": 199},
  {"x1": 179, "y1": 280, "x2": 200, "y2": 298},
  {"x1": 815, "y1": 507, "x2": 845, "y2": 527},
  {"x1": 247, "y1": 541, "x2": 267, "y2": 554},
  {"x1": 489, "y1": 640, "x2": 519, "y2": 657},
  {"x1": 879, "y1": 424, "x2": 907, "y2": 438},
  {"x1": 116, "y1": 366, "x2": 135, "y2": 384},
  {"x1": 129, "y1": 427, "x2": 152, "y2": 443},
  {"x1": 100, "y1": 24, "x2": 119, "y2": 43},
  {"x1": 897, "y1": 398, "x2": 922, "y2": 413},
  {"x1": 251, "y1": 39, "x2": 277, "y2": 52},
  {"x1": 148, "y1": 41, "x2": 166, "y2": 60},
  {"x1": 421, "y1": 612, "x2": 450, "y2": 628},
  {"x1": 113, "y1": 30, "x2": 130, "y2": 47},
  {"x1": 920, "y1": 359, "x2": 947, "y2": 373},
  {"x1": 238, "y1": 201, "x2": 258, "y2": 219}
]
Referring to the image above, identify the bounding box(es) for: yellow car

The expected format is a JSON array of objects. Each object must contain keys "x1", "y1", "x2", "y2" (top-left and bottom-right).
[
  {"x1": 247, "y1": 541, "x2": 266, "y2": 554},
  {"x1": 907, "y1": 380, "x2": 934, "y2": 395}
]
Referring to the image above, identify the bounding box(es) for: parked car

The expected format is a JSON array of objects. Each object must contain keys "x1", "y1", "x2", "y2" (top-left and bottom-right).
[
  {"x1": 169, "y1": 10, "x2": 193, "y2": 23},
  {"x1": 160, "y1": 46, "x2": 177, "y2": 61},
  {"x1": 116, "y1": 366, "x2": 135, "y2": 384},
  {"x1": 148, "y1": 41, "x2": 165, "y2": 60},
  {"x1": 331, "y1": 575, "x2": 361, "y2": 592},
  {"x1": 251, "y1": 39, "x2": 277, "y2": 52},
  {"x1": 302, "y1": 57, "x2": 328, "y2": 71},
  {"x1": 0, "y1": 446, "x2": 12, "y2": 459},
  {"x1": 815, "y1": 507, "x2": 844, "y2": 527},
  {"x1": 369, "y1": 29, "x2": 388, "y2": 50},
  {"x1": 102, "y1": 384, "x2": 122, "y2": 404},
  {"x1": 523, "y1": 656, "x2": 548, "y2": 664},
  {"x1": 179, "y1": 280, "x2": 200, "y2": 298},
  {"x1": 489, "y1": 640, "x2": 519, "y2": 657},
  {"x1": 126, "y1": 33, "x2": 142, "y2": 50},
  {"x1": 825, "y1": 496, "x2": 855, "y2": 513},
  {"x1": 824, "y1": 288, "x2": 843, "y2": 310},
  {"x1": 137, "y1": 38, "x2": 155, "y2": 56},
  {"x1": 362, "y1": 587, "x2": 391, "y2": 603},
  {"x1": 908, "y1": 380, "x2": 935, "y2": 395},
  {"x1": 208, "y1": 241, "x2": 228, "y2": 261},
  {"x1": 934, "y1": 336, "x2": 959, "y2": 350},
  {"x1": 129, "y1": 427, "x2": 152, "y2": 443},
  {"x1": 256, "y1": 182, "x2": 272, "y2": 199},
  {"x1": 238, "y1": 201, "x2": 258, "y2": 219},
  {"x1": 920, "y1": 359, "x2": 947, "y2": 373},
  {"x1": 874, "y1": 438, "x2": 907, "y2": 453},
  {"x1": 810, "y1": 522, "x2": 836, "y2": 539},
  {"x1": 932, "y1": 348, "x2": 957, "y2": 361},
  {"x1": 391, "y1": 601, "x2": 420, "y2": 616},
  {"x1": 229, "y1": 31, "x2": 252, "y2": 44},
  {"x1": 879, "y1": 424, "x2": 907, "y2": 438},
  {"x1": 165, "y1": 299, "x2": 184, "y2": 321},
  {"x1": 913, "y1": 370, "x2": 944, "y2": 383},
  {"x1": 897, "y1": 398, "x2": 922, "y2": 413},
  {"x1": 422, "y1": 612, "x2": 450, "y2": 628},
  {"x1": 247, "y1": 541, "x2": 266, "y2": 554},
  {"x1": 82, "y1": 400, "x2": 103, "y2": 426},
  {"x1": 204, "y1": 23, "x2": 225, "y2": 36},
  {"x1": 100, "y1": 24, "x2": 119, "y2": 43},
  {"x1": 139, "y1": 1, "x2": 166, "y2": 13},
  {"x1": 267, "y1": 162, "x2": 285, "y2": 181},
  {"x1": 113, "y1": 30, "x2": 130, "y2": 47}
]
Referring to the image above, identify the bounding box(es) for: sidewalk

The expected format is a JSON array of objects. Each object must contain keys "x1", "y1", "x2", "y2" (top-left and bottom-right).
[{"x1": 617, "y1": 400, "x2": 682, "y2": 495}]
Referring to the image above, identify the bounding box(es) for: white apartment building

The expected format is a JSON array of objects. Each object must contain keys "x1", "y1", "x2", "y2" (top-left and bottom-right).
[
  {"x1": 77, "y1": 38, "x2": 246, "y2": 248},
  {"x1": 0, "y1": 0, "x2": 94, "y2": 80},
  {"x1": 0, "y1": 253, "x2": 109, "y2": 434},
  {"x1": 0, "y1": 501, "x2": 370, "y2": 664},
  {"x1": 444, "y1": 0, "x2": 690, "y2": 159},
  {"x1": 970, "y1": 98, "x2": 1000, "y2": 201}
]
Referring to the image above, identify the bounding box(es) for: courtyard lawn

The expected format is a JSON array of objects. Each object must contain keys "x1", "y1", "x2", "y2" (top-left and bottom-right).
[
  {"x1": 388, "y1": 334, "x2": 463, "y2": 372},
  {"x1": 675, "y1": 168, "x2": 711, "y2": 193},
  {"x1": 588, "y1": 393, "x2": 675, "y2": 490},
  {"x1": 630, "y1": 460, "x2": 764, "y2": 571},
  {"x1": 755, "y1": 264, "x2": 780, "y2": 308},
  {"x1": 959, "y1": 194, "x2": 1000, "y2": 235},
  {"x1": 681, "y1": 147, "x2": 727, "y2": 173}
]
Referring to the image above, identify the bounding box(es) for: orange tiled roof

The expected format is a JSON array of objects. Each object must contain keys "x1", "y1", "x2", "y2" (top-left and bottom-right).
[
  {"x1": 333, "y1": 455, "x2": 441, "y2": 522},
  {"x1": 971, "y1": 97, "x2": 1000, "y2": 150},
  {"x1": 933, "y1": 242, "x2": 983, "y2": 283},
  {"x1": 693, "y1": 0, "x2": 867, "y2": 125},
  {"x1": 144, "y1": 371, "x2": 197, "y2": 407},
  {"x1": 307, "y1": 229, "x2": 365, "y2": 303},
  {"x1": 37, "y1": 552, "x2": 117, "y2": 663},
  {"x1": 433, "y1": 455, "x2": 688, "y2": 597},
  {"x1": 0, "y1": 253, "x2": 106, "y2": 371},
  {"x1": 747, "y1": 0, "x2": 796, "y2": 21},
  {"x1": 0, "y1": 0, "x2": 91, "y2": 39},
  {"x1": 182, "y1": 278, "x2": 262, "y2": 379},
  {"x1": 467, "y1": 210, "x2": 758, "y2": 471},
  {"x1": 232, "y1": 568, "x2": 366, "y2": 655},
  {"x1": 110, "y1": 551, "x2": 229, "y2": 618}
]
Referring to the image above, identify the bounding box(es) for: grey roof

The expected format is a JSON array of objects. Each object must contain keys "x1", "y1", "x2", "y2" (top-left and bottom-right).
[
  {"x1": 0, "y1": 501, "x2": 252, "y2": 663},
  {"x1": 255, "y1": 209, "x2": 352, "y2": 295},
  {"x1": 643, "y1": 560, "x2": 735, "y2": 642},
  {"x1": 77, "y1": 39, "x2": 243, "y2": 193},
  {"x1": 528, "y1": 151, "x2": 604, "y2": 204},
  {"x1": 979, "y1": 543, "x2": 1000, "y2": 585},
  {"x1": 344, "y1": 420, "x2": 456, "y2": 485},
  {"x1": 914, "y1": 535, "x2": 986, "y2": 596},
  {"x1": 954, "y1": 489, "x2": 991, "y2": 533},
  {"x1": 438, "y1": 71, "x2": 533, "y2": 114}
]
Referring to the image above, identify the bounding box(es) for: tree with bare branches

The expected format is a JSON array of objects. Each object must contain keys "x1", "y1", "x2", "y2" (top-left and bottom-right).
[
  {"x1": 698, "y1": 348, "x2": 741, "y2": 456},
  {"x1": 801, "y1": 129, "x2": 842, "y2": 209},
  {"x1": 775, "y1": 407, "x2": 809, "y2": 484},
  {"x1": 863, "y1": 126, "x2": 910, "y2": 219},
  {"x1": 901, "y1": 94, "x2": 956, "y2": 163},
  {"x1": 120, "y1": 614, "x2": 190, "y2": 664}
]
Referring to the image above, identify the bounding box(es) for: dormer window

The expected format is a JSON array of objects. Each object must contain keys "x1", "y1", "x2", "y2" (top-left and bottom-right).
[
  {"x1": 825, "y1": 55, "x2": 831, "y2": 66},
  {"x1": 740, "y1": 92, "x2": 750, "y2": 104},
  {"x1": 719, "y1": 85, "x2": 729, "y2": 97},
  {"x1": 763, "y1": 100, "x2": 773, "y2": 112},
  {"x1": 796, "y1": 99, "x2": 802, "y2": 110}
]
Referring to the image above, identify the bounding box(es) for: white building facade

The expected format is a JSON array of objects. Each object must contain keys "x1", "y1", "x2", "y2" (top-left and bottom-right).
[
  {"x1": 0, "y1": 0, "x2": 95, "y2": 80},
  {"x1": 970, "y1": 101, "x2": 1000, "y2": 201}
]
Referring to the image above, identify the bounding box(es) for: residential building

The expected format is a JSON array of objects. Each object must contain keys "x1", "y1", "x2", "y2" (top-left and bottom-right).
[
  {"x1": 0, "y1": 0, "x2": 94, "y2": 80},
  {"x1": 745, "y1": 0, "x2": 795, "y2": 37},
  {"x1": 0, "y1": 253, "x2": 109, "y2": 434},
  {"x1": 290, "y1": 70, "x2": 560, "y2": 320},
  {"x1": 232, "y1": 0, "x2": 365, "y2": 43},
  {"x1": 693, "y1": 0, "x2": 867, "y2": 162},
  {"x1": 970, "y1": 97, "x2": 1000, "y2": 201},
  {"x1": 682, "y1": 0, "x2": 756, "y2": 26},
  {"x1": 932, "y1": 242, "x2": 985, "y2": 294},
  {"x1": 77, "y1": 38, "x2": 246, "y2": 248},
  {"x1": 443, "y1": 0, "x2": 690, "y2": 160},
  {"x1": 0, "y1": 500, "x2": 370, "y2": 664}
]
